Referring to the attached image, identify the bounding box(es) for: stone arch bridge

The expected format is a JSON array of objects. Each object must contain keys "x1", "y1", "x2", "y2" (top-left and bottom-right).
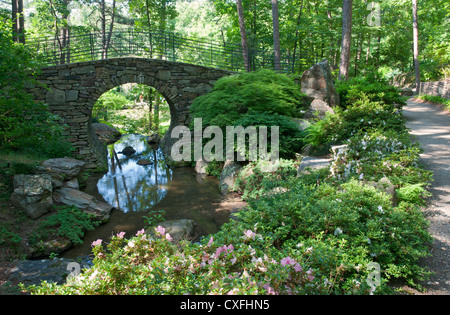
[{"x1": 30, "y1": 57, "x2": 233, "y2": 169}]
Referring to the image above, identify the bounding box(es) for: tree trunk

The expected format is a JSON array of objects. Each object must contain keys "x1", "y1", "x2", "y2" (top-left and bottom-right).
[
  {"x1": 338, "y1": 0, "x2": 353, "y2": 81},
  {"x1": 236, "y1": 0, "x2": 250, "y2": 72},
  {"x1": 292, "y1": 0, "x2": 304, "y2": 72},
  {"x1": 105, "y1": 0, "x2": 117, "y2": 59},
  {"x1": 271, "y1": 0, "x2": 281, "y2": 72},
  {"x1": 412, "y1": 0, "x2": 420, "y2": 93},
  {"x1": 12, "y1": 0, "x2": 25, "y2": 44},
  {"x1": 101, "y1": 0, "x2": 107, "y2": 59}
]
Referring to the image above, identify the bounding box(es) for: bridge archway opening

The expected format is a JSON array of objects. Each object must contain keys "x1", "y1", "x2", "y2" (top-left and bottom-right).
[{"x1": 91, "y1": 83, "x2": 172, "y2": 138}]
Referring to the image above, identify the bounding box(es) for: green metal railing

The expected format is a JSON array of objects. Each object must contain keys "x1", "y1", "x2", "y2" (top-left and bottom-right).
[{"x1": 26, "y1": 28, "x2": 316, "y2": 74}]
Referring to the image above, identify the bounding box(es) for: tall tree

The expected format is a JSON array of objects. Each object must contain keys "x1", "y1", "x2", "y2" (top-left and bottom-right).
[
  {"x1": 99, "y1": 0, "x2": 117, "y2": 59},
  {"x1": 236, "y1": 0, "x2": 250, "y2": 72},
  {"x1": 338, "y1": 0, "x2": 353, "y2": 81},
  {"x1": 412, "y1": 0, "x2": 420, "y2": 93},
  {"x1": 12, "y1": 0, "x2": 25, "y2": 43},
  {"x1": 271, "y1": 0, "x2": 281, "y2": 71}
]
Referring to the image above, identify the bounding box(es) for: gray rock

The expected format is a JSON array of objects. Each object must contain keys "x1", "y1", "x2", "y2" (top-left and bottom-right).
[
  {"x1": 301, "y1": 59, "x2": 340, "y2": 107},
  {"x1": 147, "y1": 219, "x2": 195, "y2": 242},
  {"x1": 147, "y1": 133, "x2": 161, "y2": 144},
  {"x1": 53, "y1": 187, "x2": 113, "y2": 221},
  {"x1": 304, "y1": 99, "x2": 336, "y2": 120},
  {"x1": 121, "y1": 146, "x2": 136, "y2": 156},
  {"x1": 8, "y1": 258, "x2": 91, "y2": 286},
  {"x1": 297, "y1": 156, "x2": 331, "y2": 176},
  {"x1": 11, "y1": 174, "x2": 53, "y2": 219},
  {"x1": 137, "y1": 159, "x2": 154, "y2": 166},
  {"x1": 219, "y1": 160, "x2": 243, "y2": 195},
  {"x1": 40, "y1": 158, "x2": 86, "y2": 180},
  {"x1": 365, "y1": 177, "x2": 397, "y2": 206},
  {"x1": 63, "y1": 178, "x2": 80, "y2": 190},
  {"x1": 93, "y1": 123, "x2": 122, "y2": 144},
  {"x1": 195, "y1": 158, "x2": 209, "y2": 175}
]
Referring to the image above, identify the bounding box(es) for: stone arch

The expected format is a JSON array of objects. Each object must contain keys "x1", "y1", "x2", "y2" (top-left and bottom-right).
[{"x1": 31, "y1": 57, "x2": 232, "y2": 169}]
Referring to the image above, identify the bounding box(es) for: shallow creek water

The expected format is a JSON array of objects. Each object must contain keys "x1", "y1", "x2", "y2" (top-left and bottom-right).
[{"x1": 62, "y1": 134, "x2": 246, "y2": 259}]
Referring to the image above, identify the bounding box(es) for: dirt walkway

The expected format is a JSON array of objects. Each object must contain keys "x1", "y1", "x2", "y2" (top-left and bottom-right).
[{"x1": 403, "y1": 98, "x2": 450, "y2": 295}]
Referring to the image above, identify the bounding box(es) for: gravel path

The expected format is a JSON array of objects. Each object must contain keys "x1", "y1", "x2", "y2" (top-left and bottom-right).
[{"x1": 403, "y1": 98, "x2": 450, "y2": 295}]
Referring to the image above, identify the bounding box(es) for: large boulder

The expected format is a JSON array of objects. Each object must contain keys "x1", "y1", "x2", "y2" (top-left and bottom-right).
[
  {"x1": 53, "y1": 187, "x2": 113, "y2": 221},
  {"x1": 219, "y1": 160, "x2": 243, "y2": 195},
  {"x1": 93, "y1": 123, "x2": 122, "y2": 144},
  {"x1": 39, "y1": 158, "x2": 86, "y2": 180},
  {"x1": 301, "y1": 59, "x2": 340, "y2": 107},
  {"x1": 304, "y1": 99, "x2": 336, "y2": 120},
  {"x1": 8, "y1": 257, "x2": 92, "y2": 286},
  {"x1": 10, "y1": 174, "x2": 53, "y2": 219}
]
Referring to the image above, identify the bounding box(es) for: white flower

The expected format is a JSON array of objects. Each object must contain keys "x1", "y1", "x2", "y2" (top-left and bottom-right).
[{"x1": 334, "y1": 227, "x2": 343, "y2": 236}]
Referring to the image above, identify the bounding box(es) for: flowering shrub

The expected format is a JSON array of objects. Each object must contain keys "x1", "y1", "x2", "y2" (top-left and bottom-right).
[
  {"x1": 305, "y1": 98, "x2": 407, "y2": 152},
  {"x1": 25, "y1": 227, "x2": 348, "y2": 295},
  {"x1": 329, "y1": 130, "x2": 433, "y2": 195}
]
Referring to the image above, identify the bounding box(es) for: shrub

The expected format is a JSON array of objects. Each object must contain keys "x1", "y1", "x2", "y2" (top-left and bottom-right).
[
  {"x1": 336, "y1": 76, "x2": 406, "y2": 110},
  {"x1": 190, "y1": 69, "x2": 306, "y2": 130},
  {"x1": 38, "y1": 206, "x2": 100, "y2": 245},
  {"x1": 233, "y1": 112, "x2": 306, "y2": 160},
  {"x1": 233, "y1": 159, "x2": 298, "y2": 200},
  {"x1": 329, "y1": 130, "x2": 433, "y2": 189},
  {"x1": 305, "y1": 97, "x2": 407, "y2": 151}
]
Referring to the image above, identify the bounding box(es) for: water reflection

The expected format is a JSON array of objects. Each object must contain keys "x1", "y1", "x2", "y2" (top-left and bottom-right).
[{"x1": 97, "y1": 134, "x2": 173, "y2": 213}]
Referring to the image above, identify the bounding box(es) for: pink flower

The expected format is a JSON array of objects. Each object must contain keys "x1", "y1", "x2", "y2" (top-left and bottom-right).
[
  {"x1": 294, "y1": 263, "x2": 303, "y2": 272},
  {"x1": 243, "y1": 230, "x2": 256, "y2": 240},
  {"x1": 280, "y1": 256, "x2": 296, "y2": 267},
  {"x1": 91, "y1": 239, "x2": 102, "y2": 247},
  {"x1": 306, "y1": 268, "x2": 315, "y2": 282},
  {"x1": 136, "y1": 229, "x2": 145, "y2": 236},
  {"x1": 166, "y1": 233, "x2": 173, "y2": 242},
  {"x1": 116, "y1": 231, "x2": 126, "y2": 239},
  {"x1": 155, "y1": 225, "x2": 166, "y2": 236},
  {"x1": 262, "y1": 284, "x2": 277, "y2": 295},
  {"x1": 207, "y1": 236, "x2": 214, "y2": 247}
]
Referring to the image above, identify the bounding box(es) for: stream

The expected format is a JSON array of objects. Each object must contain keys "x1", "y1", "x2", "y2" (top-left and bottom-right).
[{"x1": 62, "y1": 134, "x2": 246, "y2": 259}]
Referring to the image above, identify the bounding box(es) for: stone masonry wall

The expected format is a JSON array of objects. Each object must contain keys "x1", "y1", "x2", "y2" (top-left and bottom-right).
[
  {"x1": 30, "y1": 57, "x2": 233, "y2": 169},
  {"x1": 419, "y1": 81, "x2": 450, "y2": 100}
]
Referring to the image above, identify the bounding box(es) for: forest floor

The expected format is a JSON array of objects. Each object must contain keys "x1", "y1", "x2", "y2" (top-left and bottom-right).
[{"x1": 403, "y1": 98, "x2": 450, "y2": 295}]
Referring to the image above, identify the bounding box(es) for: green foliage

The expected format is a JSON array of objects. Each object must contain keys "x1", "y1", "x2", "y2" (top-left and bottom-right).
[
  {"x1": 205, "y1": 160, "x2": 224, "y2": 178},
  {"x1": 233, "y1": 112, "x2": 306, "y2": 160},
  {"x1": 190, "y1": 70, "x2": 305, "y2": 130},
  {"x1": 305, "y1": 96, "x2": 407, "y2": 152},
  {"x1": 0, "y1": 22, "x2": 67, "y2": 152},
  {"x1": 38, "y1": 206, "x2": 100, "y2": 245},
  {"x1": 336, "y1": 75, "x2": 407, "y2": 111},
  {"x1": 233, "y1": 159, "x2": 298, "y2": 200},
  {"x1": 418, "y1": 94, "x2": 450, "y2": 110},
  {"x1": 397, "y1": 184, "x2": 432, "y2": 206}
]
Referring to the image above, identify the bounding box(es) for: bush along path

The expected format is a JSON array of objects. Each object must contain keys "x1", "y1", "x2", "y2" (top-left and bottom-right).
[{"x1": 403, "y1": 98, "x2": 450, "y2": 295}]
